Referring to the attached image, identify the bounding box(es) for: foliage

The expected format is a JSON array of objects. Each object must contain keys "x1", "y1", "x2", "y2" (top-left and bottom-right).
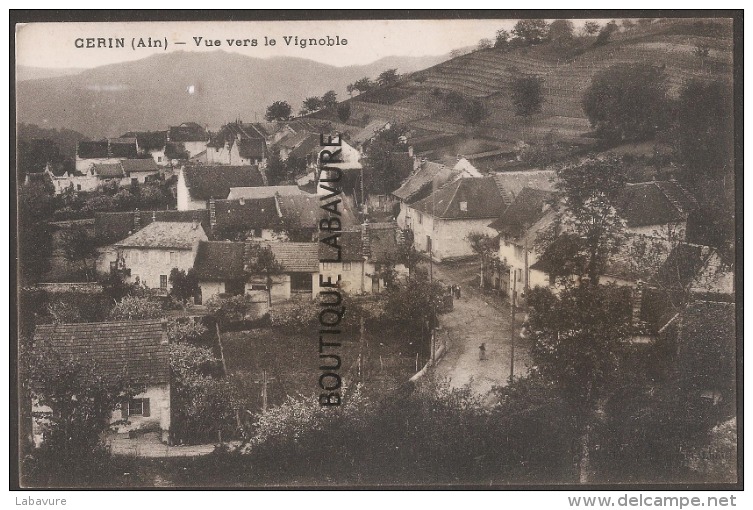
[
  {"x1": 167, "y1": 317, "x2": 208, "y2": 344},
  {"x1": 548, "y1": 19, "x2": 575, "y2": 45},
  {"x1": 268, "y1": 296, "x2": 317, "y2": 330},
  {"x1": 513, "y1": 19, "x2": 550, "y2": 44},
  {"x1": 511, "y1": 74, "x2": 544, "y2": 117},
  {"x1": 594, "y1": 20, "x2": 619, "y2": 46},
  {"x1": 528, "y1": 283, "x2": 632, "y2": 408},
  {"x1": 351, "y1": 76, "x2": 374, "y2": 94},
  {"x1": 46, "y1": 300, "x2": 83, "y2": 324},
  {"x1": 322, "y1": 90, "x2": 338, "y2": 108},
  {"x1": 477, "y1": 38, "x2": 493, "y2": 50},
  {"x1": 265, "y1": 146, "x2": 286, "y2": 185},
  {"x1": 582, "y1": 21, "x2": 600, "y2": 36},
  {"x1": 169, "y1": 342, "x2": 220, "y2": 379},
  {"x1": 206, "y1": 294, "x2": 256, "y2": 328},
  {"x1": 362, "y1": 123, "x2": 411, "y2": 195},
  {"x1": 301, "y1": 96, "x2": 324, "y2": 115},
  {"x1": 245, "y1": 242, "x2": 284, "y2": 305},
  {"x1": 60, "y1": 225, "x2": 99, "y2": 281},
  {"x1": 336, "y1": 102, "x2": 351, "y2": 123},
  {"x1": 494, "y1": 29, "x2": 511, "y2": 49},
  {"x1": 549, "y1": 155, "x2": 628, "y2": 281},
  {"x1": 18, "y1": 183, "x2": 54, "y2": 282},
  {"x1": 583, "y1": 63, "x2": 670, "y2": 143},
  {"x1": 377, "y1": 68, "x2": 400, "y2": 87},
  {"x1": 109, "y1": 296, "x2": 163, "y2": 321},
  {"x1": 443, "y1": 90, "x2": 466, "y2": 112},
  {"x1": 384, "y1": 274, "x2": 445, "y2": 334},
  {"x1": 169, "y1": 268, "x2": 199, "y2": 303},
  {"x1": 460, "y1": 99, "x2": 489, "y2": 126},
  {"x1": 621, "y1": 19, "x2": 635, "y2": 30},
  {"x1": 265, "y1": 100, "x2": 292, "y2": 121}
]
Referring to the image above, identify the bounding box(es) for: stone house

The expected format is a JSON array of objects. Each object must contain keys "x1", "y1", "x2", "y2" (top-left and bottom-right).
[
  {"x1": 122, "y1": 131, "x2": 169, "y2": 166},
  {"x1": 615, "y1": 180, "x2": 698, "y2": 238},
  {"x1": 210, "y1": 197, "x2": 284, "y2": 241},
  {"x1": 32, "y1": 319, "x2": 171, "y2": 446},
  {"x1": 176, "y1": 165, "x2": 267, "y2": 211},
  {"x1": 167, "y1": 122, "x2": 209, "y2": 158},
  {"x1": 206, "y1": 122, "x2": 268, "y2": 166},
  {"x1": 193, "y1": 241, "x2": 248, "y2": 302},
  {"x1": 75, "y1": 139, "x2": 138, "y2": 173}
]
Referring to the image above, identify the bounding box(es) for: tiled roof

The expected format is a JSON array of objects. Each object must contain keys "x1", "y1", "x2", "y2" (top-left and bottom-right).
[
  {"x1": 320, "y1": 229, "x2": 364, "y2": 262},
  {"x1": 238, "y1": 138, "x2": 267, "y2": 160},
  {"x1": 109, "y1": 141, "x2": 138, "y2": 159},
  {"x1": 276, "y1": 193, "x2": 358, "y2": 230},
  {"x1": 183, "y1": 166, "x2": 266, "y2": 200},
  {"x1": 122, "y1": 131, "x2": 167, "y2": 152},
  {"x1": 287, "y1": 134, "x2": 322, "y2": 161},
  {"x1": 212, "y1": 198, "x2": 282, "y2": 231},
  {"x1": 121, "y1": 159, "x2": 159, "y2": 174},
  {"x1": 651, "y1": 243, "x2": 713, "y2": 290},
  {"x1": 78, "y1": 140, "x2": 109, "y2": 159},
  {"x1": 352, "y1": 120, "x2": 388, "y2": 145},
  {"x1": 227, "y1": 185, "x2": 307, "y2": 200},
  {"x1": 94, "y1": 163, "x2": 124, "y2": 178},
  {"x1": 264, "y1": 242, "x2": 319, "y2": 272},
  {"x1": 168, "y1": 123, "x2": 208, "y2": 143},
  {"x1": 392, "y1": 160, "x2": 454, "y2": 202},
  {"x1": 364, "y1": 222, "x2": 401, "y2": 264},
  {"x1": 277, "y1": 131, "x2": 314, "y2": 150},
  {"x1": 410, "y1": 177, "x2": 506, "y2": 220},
  {"x1": 115, "y1": 221, "x2": 206, "y2": 250},
  {"x1": 488, "y1": 188, "x2": 554, "y2": 237},
  {"x1": 492, "y1": 170, "x2": 557, "y2": 207},
  {"x1": 193, "y1": 241, "x2": 246, "y2": 280},
  {"x1": 95, "y1": 210, "x2": 210, "y2": 246},
  {"x1": 34, "y1": 319, "x2": 169, "y2": 386},
  {"x1": 616, "y1": 181, "x2": 698, "y2": 228}
]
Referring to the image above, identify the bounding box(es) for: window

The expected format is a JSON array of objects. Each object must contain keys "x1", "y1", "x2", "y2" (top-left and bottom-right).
[
  {"x1": 76, "y1": 184, "x2": 82, "y2": 191},
  {"x1": 418, "y1": 213, "x2": 423, "y2": 224},
  {"x1": 343, "y1": 262, "x2": 352, "y2": 271},
  {"x1": 132, "y1": 252, "x2": 140, "y2": 264},
  {"x1": 157, "y1": 156, "x2": 163, "y2": 163},
  {"x1": 253, "y1": 228, "x2": 262, "y2": 238},
  {"x1": 160, "y1": 275, "x2": 168, "y2": 289},
  {"x1": 169, "y1": 251, "x2": 176, "y2": 264},
  {"x1": 125, "y1": 398, "x2": 150, "y2": 417},
  {"x1": 322, "y1": 262, "x2": 333, "y2": 270},
  {"x1": 460, "y1": 201, "x2": 468, "y2": 212}
]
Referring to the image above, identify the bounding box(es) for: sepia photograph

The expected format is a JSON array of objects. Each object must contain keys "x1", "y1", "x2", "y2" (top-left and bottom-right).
[{"x1": 12, "y1": 11, "x2": 741, "y2": 490}]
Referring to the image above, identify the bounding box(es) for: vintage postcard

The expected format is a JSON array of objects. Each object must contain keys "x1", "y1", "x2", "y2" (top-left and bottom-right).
[{"x1": 13, "y1": 13, "x2": 741, "y2": 490}]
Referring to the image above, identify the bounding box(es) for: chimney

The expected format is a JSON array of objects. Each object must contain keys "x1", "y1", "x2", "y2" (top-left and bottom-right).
[
  {"x1": 361, "y1": 223, "x2": 371, "y2": 259},
  {"x1": 632, "y1": 281, "x2": 644, "y2": 326},
  {"x1": 209, "y1": 197, "x2": 217, "y2": 230},
  {"x1": 239, "y1": 197, "x2": 245, "y2": 206},
  {"x1": 160, "y1": 318, "x2": 169, "y2": 345},
  {"x1": 133, "y1": 208, "x2": 141, "y2": 231},
  {"x1": 152, "y1": 211, "x2": 157, "y2": 223}
]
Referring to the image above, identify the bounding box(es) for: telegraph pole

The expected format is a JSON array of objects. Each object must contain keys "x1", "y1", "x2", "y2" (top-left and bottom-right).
[
  {"x1": 509, "y1": 273, "x2": 517, "y2": 384},
  {"x1": 261, "y1": 369, "x2": 268, "y2": 413}
]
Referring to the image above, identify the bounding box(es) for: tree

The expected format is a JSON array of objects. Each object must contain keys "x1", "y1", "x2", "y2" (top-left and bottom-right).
[
  {"x1": 265, "y1": 101, "x2": 292, "y2": 122},
  {"x1": 300, "y1": 96, "x2": 324, "y2": 115},
  {"x1": 60, "y1": 225, "x2": 99, "y2": 281},
  {"x1": 362, "y1": 123, "x2": 411, "y2": 195},
  {"x1": 460, "y1": 99, "x2": 489, "y2": 126},
  {"x1": 384, "y1": 275, "x2": 445, "y2": 336},
  {"x1": 18, "y1": 183, "x2": 54, "y2": 283},
  {"x1": 337, "y1": 103, "x2": 351, "y2": 123},
  {"x1": 548, "y1": 19, "x2": 575, "y2": 45},
  {"x1": 582, "y1": 63, "x2": 670, "y2": 143},
  {"x1": 322, "y1": 90, "x2": 338, "y2": 109},
  {"x1": 245, "y1": 243, "x2": 284, "y2": 307},
  {"x1": 494, "y1": 29, "x2": 511, "y2": 49},
  {"x1": 511, "y1": 74, "x2": 544, "y2": 117},
  {"x1": 352, "y1": 77, "x2": 373, "y2": 95},
  {"x1": 109, "y1": 296, "x2": 163, "y2": 321},
  {"x1": 621, "y1": 19, "x2": 635, "y2": 30},
  {"x1": 582, "y1": 21, "x2": 600, "y2": 36},
  {"x1": 594, "y1": 20, "x2": 619, "y2": 46},
  {"x1": 477, "y1": 38, "x2": 493, "y2": 50},
  {"x1": 443, "y1": 90, "x2": 465, "y2": 113},
  {"x1": 206, "y1": 294, "x2": 256, "y2": 328},
  {"x1": 512, "y1": 19, "x2": 550, "y2": 44},
  {"x1": 346, "y1": 83, "x2": 355, "y2": 97},
  {"x1": 466, "y1": 231, "x2": 499, "y2": 288},
  {"x1": 549, "y1": 155, "x2": 629, "y2": 283},
  {"x1": 169, "y1": 268, "x2": 199, "y2": 303},
  {"x1": 377, "y1": 68, "x2": 400, "y2": 87}
]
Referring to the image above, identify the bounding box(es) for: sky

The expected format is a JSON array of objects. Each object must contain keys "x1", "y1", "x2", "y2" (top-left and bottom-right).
[{"x1": 15, "y1": 19, "x2": 604, "y2": 69}]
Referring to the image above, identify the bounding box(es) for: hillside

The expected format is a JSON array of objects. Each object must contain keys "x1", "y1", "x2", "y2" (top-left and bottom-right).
[
  {"x1": 312, "y1": 18, "x2": 733, "y2": 161},
  {"x1": 16, "y1": 66, "x2": 84, "y2": 82},
  {"x1": 16, "y1": 51, "x2": 449, "y2": 138}
]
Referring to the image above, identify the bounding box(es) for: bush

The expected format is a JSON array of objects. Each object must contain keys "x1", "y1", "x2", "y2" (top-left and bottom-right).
[
  {"x1": 109, "y1": 296, "x2": 163, "y2": 321},
  {"x1": 206, "y1": 294, "x2": 255, "y2": 328}
]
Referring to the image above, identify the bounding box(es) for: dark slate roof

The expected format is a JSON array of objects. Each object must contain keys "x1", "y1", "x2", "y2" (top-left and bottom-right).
[
  {"x1": 365, "y1": 222, "x2": 401, "y2": 264},
  {"x1": 115, "y1": 221, "x2": 206, "y2": 249},
  {"x1": 320, "y1": 229, "x2": 364, "y2": 262},
  {"x1": 183, "y1": 166, "x2": 266, "y2": 200},
  {"x1": 94, "y1": 163, "x2": 124, "y2": 178},
  {"x1": 78, "y1": 140, "x2": 109, "y2": 159},
  {"x1": 164, "y1": 142, "x2": 188, "y2": 160},
  {"x1": 95, "y1": 210, "x2": 210, "y2": 246},
  {"x1": 265, "y1": 242, "x2": 319, "y2": 272},
  {"x1": 287, "y1": 133, "x2": 321, "y2": 160},
  {"x1": 168, "y1": 123, "x2": 208, "y2": 143},
  {"x1": 121, "y1": 159, "x2": 159, "y2": 174},
  {"x1": 122, "y1": 131, "x2": 167, "y2": 152},
  {"x1": 489, "y1": 188, "x2": 554, "y2": 237},
  {"x1": 392, "y1": 161, "x2": 454, "y2": 202},
  {"x1": 212, "y1": 198, "x2": 282, "y2": 230},
  {"x1": 530, "y1": 233, "x2": 586, "y2": 275},
  {"x1": 238, "y1": 138, "x2": 267, "y2": 160},
  {"x1": 616, "y1": 181, "x2": 698, "y2": 228},
  {"x1": 34, "y1": 320, "x2": 169, "y2": 386},
  {"x1": 492, "y1": 170, "x2": 556, "y2": 207},
  {"x1": 276, "y1": 194, "x2": 358, "y2": 229},
  {"x1": 651, "y1": 243, "x2": 712, "y2": 291},
  {"x1": 410, "y1": 177, "x2": 506, "y2": 220},
  {"x1": 193, "y1": 241, "x2": 246, "y2": 280},
  {"x1": 108, "y1": 141, "x2": 138, "y2": 159}
]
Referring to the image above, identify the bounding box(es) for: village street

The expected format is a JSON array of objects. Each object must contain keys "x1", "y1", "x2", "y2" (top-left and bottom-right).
[{"x1": 429, "y1": 259, "x2": 532, "y2": 398}]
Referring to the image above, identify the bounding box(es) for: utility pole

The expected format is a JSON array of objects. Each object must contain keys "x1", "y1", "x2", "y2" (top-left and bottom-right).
[
  {"x1": 509, "y1": 272, "x2": 517, "y2": 384},
  {"x1": 261, "y1": 369, "x2": 268, "y2": 413}
]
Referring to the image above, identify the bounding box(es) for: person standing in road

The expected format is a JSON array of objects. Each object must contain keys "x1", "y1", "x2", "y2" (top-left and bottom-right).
[{"x1": 479, "y1": 342, "x2": 486, "y2": 361}]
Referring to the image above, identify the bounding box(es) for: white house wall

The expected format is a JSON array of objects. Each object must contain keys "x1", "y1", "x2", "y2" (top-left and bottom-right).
[{"x1": 122, "y1": 247, "x2": 198, "y2": 289}]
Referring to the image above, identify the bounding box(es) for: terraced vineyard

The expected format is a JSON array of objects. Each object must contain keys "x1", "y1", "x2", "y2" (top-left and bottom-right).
[{"x1": 311, "y1": 18, "x2": 733, "y2": 149}]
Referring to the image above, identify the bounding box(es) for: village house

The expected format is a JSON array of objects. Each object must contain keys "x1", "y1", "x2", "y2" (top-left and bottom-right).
[
  {"x1": 48, "y1": 157, "x2": 162, "y2": 194},
  {"x1": 193, "y1": 241, "x2": 248, "y2": 302},
  {"x1": 206, "y1": 121, "x2": 268, "y2": 167},
  {"x1": 110, "y1": 221, "x2": 208, "y2": 292},
  {"x1": 402, "y1": 177, "x2": 506, "y2": 261},
  {"x1": 319, "y1": 223, "x2": 407, "y2": 294},
  {"x1": 167, "y1": 122, "x2": 209, "y2": 158},
  {"x1": 176, "y1": 165, "x2": 267, "y2": 211},
  {"x1": 394, "y1": 160, "x2": 461, "y2": 230},
  {"x1": 120, "y1": 159, "x2": 161, "y2": 183},
  {"x1": 210, "y1": 197, "x2": 284, "y2": 241},
  {"x1": 122, "y1": 131, "x2": 169, "y2": 165},
  {"x1": 615, "y1": 180, "x2": 698, "y2": 238},
  {"x1": 260, "y1": 242, "x2": 320, "y2": 302},
  {"x1": 488, "y1": 187, "x2": 557, "y2": 301},
  {"x1": 227, "y1": 185, "x2": 309, "y2": 201},
  {"x1": 75, "y1": 139, "x2": 138, "y2": 173},
  {"x1": 32, "y1": 319, "x2": 172, "y2": 446}
]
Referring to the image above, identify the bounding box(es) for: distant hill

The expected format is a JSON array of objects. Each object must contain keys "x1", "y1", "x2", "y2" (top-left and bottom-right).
[
  {"x1": 310, "y1": 18, "x2": 734, "y2": 160},
  {"x1": 16, "y1": 51, "x2": 450, "y2": 138},
  {"x1": 16, "y1": 66, "x2": 85, "y2": 82}
]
